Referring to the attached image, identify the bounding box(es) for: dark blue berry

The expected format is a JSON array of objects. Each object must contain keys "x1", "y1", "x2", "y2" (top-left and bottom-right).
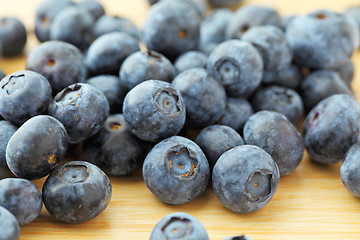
[
  {"x1": 0, "y1": 121, "x2": 17, "y2": 179},
  {"x1": 119, "y1": 50, "x2": 175, "y2": 92},
  {"x1": 34, "y1": 0, "x2": 75, "y2": 42},
  {"x1": 286, "y1": 10, "x2": 359, "y2": 68},
  {"x1": 303, "y1": 94, "x2": 360, "y2": 164},
  {"x1": 341, "y1": 143, "x2": 360, "y2": 198},
  {"x1": 174, "y1": 51, "x2": 207, "y2": 73},
  {"x1": 345, "y1": 6, "x2": 360, "y2": 37},
  {"x1": 212, "y1": 145, "x2": 280, "y2": 213},
  {"x1": 50, "y1": 6, "x2": 95, "y2": 51},
  {"x1": 332, "y1": 59, "x2": 354, "y2": 85},
  {"x1": 0, "y1": 17, "x2": 27, "y2": 57},
  {"x1": 195, "y1": 125, "x2": 244, "y2": 169},
  {"x1": 262, "y1": 64, "x2": 303, "y2": 90},
  {"x1": 42, "y1": 161, "x2": 112, "y2": 223},
  {"x1": 0, "y1": 206, "x2": 20, "y2": 240},
  {"x1": 207, "y1": 40, "x2": 263, "y2": 98},
  {"x1": 86, "y1": 75, "x2": 126, "y2": 113},
  {"x1": 123, "y1": 80, "x2": 185, "y2": 142},
  {"x1": 0, "y1": 178, "x2": 42, "y2": 225},
  {"x1": 83, "y1": 114, "x2": 144, "y2": 176},
  {"x1": 93, "y1": 15, "x2": 139, "y2": 40},
  {"x1": 141, "y1": 0, "x2": 201, "y2": 61},
  {"x1": 86, "y1": 32, "x2": 139, "y2": 76},
  {"x1": 0, "y1": 70, "x2": 52, "y2": 125},
  {"x1": 216, "y1": 97, "x2": 253, "y2": 133},
  {"x1": 208, "y1": 0, "x2": 243, "y2": 8},
  {"x1": 241, "y1": 25, "x2": 292, "y2": 71},
  {"x1": 48, "y1": 83, "x2": 109, "y2": 144},
  {"x1": 300, "y1": 70, "x2": 353, "y2": 110},
  {"x1": 251, "y1": 85, "x2": 304, "y2": 125},
  {"x1": 222, "y1": 236, "x2": 252, "y2": 240},
  {"x1": 226, "y1": 5, "x2": 283, "y2": 39},
  {"x1": 77, "y1": 0, "x2": 105, "y2": 21},
  {"x1": 199, "y1": 8, "x2": 233, "y2": 54},
  {"x1": 6, "y1": 115, "x2": 68, "y2": 180},
  {"x1": 143, "y1": 136, "x2": 210, "y2": 204},
  {"x1": 243, "y1": 111, "x2": 304, "y2": 175},
  {"x1": 26, "y1": 40, "x2": 86, "y2": 94},
  {"x1": 172, "y1": 68, "x2": 226, "y2": 128},
  {"x1": 150, "y1": 212, "x2": 209, "y2": 240}
]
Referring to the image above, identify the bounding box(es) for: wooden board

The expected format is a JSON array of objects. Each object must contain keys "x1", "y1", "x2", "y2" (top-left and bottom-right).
[{"x1": 1, "y1": 0, "x2": 360, "y2": 239}]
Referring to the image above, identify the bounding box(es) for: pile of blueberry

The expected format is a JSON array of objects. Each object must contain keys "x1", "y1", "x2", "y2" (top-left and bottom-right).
[{"x1": 1, "y1": 0, "x2": 360, "y2": 239}]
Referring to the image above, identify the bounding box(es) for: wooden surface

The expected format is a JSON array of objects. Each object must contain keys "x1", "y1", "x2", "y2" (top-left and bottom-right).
[{"x1": 1, "y1": 0, "x2": 360, "y2": 239}]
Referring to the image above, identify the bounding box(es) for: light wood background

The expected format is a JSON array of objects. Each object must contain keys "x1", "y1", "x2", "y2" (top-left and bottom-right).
[{"x1": 1, "y1": 0, "x2": 360, "y2": 239}]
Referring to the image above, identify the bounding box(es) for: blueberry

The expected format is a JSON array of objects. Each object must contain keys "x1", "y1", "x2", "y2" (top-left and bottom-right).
[
  {"x1": 282, "y1": 15, "x2": 295, "y2": 28},
  {"x1": 77, "y1": 0, "x2": 105, "y2": 21},
  {"x1": 123, "y1": 80, "x2": 185, "y2": 142},
  {"x1": 147, "y1": 0, "x2": 206, "y2": 17},
  {"x1": 0, "y1": 70, "x2": 52, "y2": 125},
  {"x1": 226, "y1": 5, "x2": 283, "y2": 39},
  {"x1": 83, "y1": 114, "x2": 144, "y2": 176},
  {"x1": 172, "y1": 68, "x2": 226, "y2": 128},
  {"x1": 86, "y1": 75, "x2": 126, "y2": 113},
  {"x1": 222, "y1": 236, "x2": 252, "y2": 240},
  {"x1": 212, "y1": 145, "x2": 280, "y2": 213},
  {"x1": 141, "y1": 0, "x2": 201, "y2": 61},
  {"x1": 262, "y1": 64, "x2": 303, "y2": 90},
  {"x1": 199, "y1": 8, "x2": 233, "y2": 54},
  {"x1": 174, "y1": 51, "x2": 207, "y2": 73},
  {"x1": 345, "y1": 6, "x2": 360, "y2": 36},
  {"x1": 48, "y1": 83, "x2": 109, "y2": 144},
  {"x1": 206, "y1": 40, "x2": 263, "y2": 98},
  {"x1": 242, "y1": 25, "x2": 292, "y2": 71},
  {"x1": 50, "y1": 6, "x2": 95, "y2": 51},
  {"x1": 303, "y1": 94, "x2": 360, "y2": 164},
  {"x1": 0, "y1": 178, "x2": 42, "y2": 225},
  {"x1": 208, "y1": 0, "x2": 243, "y2": 8},
  {"x1": 216, "y1": 97, "x2": 253, "y2": 133},
  {"x1": 341, "y1": 143, "x2": 360, "y2": 198},
  {"x1": 0, "y1": 69, "x2": 5, "y2": 80},
  {"x1": 0, "y1": 17, "x2": 27, "y2": 57},
  {"x1": 93, "y1": 15, "x2": 139, "y2": 40},
  {"x1": 0, "y1": 206, "x2": 20, "y2": 240},
  {"x1": 0, "y1": 121, "x2": 17, "y2": 179},
  {"x1": 195, "y1": 125, "x2": 244, "y2": 169},
  {"x1": 150, "y1": 212, "x2": 209, "y2": 240},
  {"x1": 119, "y1": 50, "x2": 175, "y2": 92},
  {"x1": 42, "y1": 161, "x2": 112, "y2": 223},
  {"x1": 286, "y1": 10, "x2": 359, "y2": 69},
  {"x1": 34, "y1": 0, "x2": 75, "y2": 42},
  {"x1": 332, "y1": 59, "x2": 354, "y2": 85},
  {"x1": 6, "y1": 115, "x2": 68, "y2": 180},
  {"x1": 243, "y1": 111, "x2": 304, "y2": 176},
  {"x1": 26, "y1": 40, "x2": 86, "y2": 94},
  {"x1": 143, "y1": 136, "x2": 210, "y2": 204},
  {"x1": 300, "y1": 70, "x2": 353, "y2": 110},
  {"x1": 252, "y1": 85, "x2": 304, "y2": 125},
  {"x1": 86, "y1": 32, "x2": 139, "y2": 76}
]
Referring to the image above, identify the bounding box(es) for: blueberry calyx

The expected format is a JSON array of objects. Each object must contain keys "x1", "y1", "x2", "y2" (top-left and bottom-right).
[
  {"x1": 47, "y1": 58, "x2": 56, "y2": 67},
  {"x1": 165, "y1": 145, "x2": 198, "y2": 181},
  {"x1": 154, "y1": 88, "x2": 183, "y2": 118},
  {"x1": 161, "y1": 217, "x2": 192, "y2": 238},
  {"x1": 55, "y1": 84, "x2": 82, "y2": 106},
  {"x1": 244, "y1": 170, "x2": 273, "y2": 203},
  {"x1": 214, "y1": 57, "x2": 240, "y2": 85},
  {"x1": 1, "y1": 74, "x2": 26, "y2": 95},
  {"x1": 59, "y1": 164, "x2": 90, "y2": 183}
]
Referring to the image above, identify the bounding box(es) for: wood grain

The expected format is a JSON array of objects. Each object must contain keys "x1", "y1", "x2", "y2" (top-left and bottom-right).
[{"x1": 0, "y1": 0, "x2": 360, "y2": 239}]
